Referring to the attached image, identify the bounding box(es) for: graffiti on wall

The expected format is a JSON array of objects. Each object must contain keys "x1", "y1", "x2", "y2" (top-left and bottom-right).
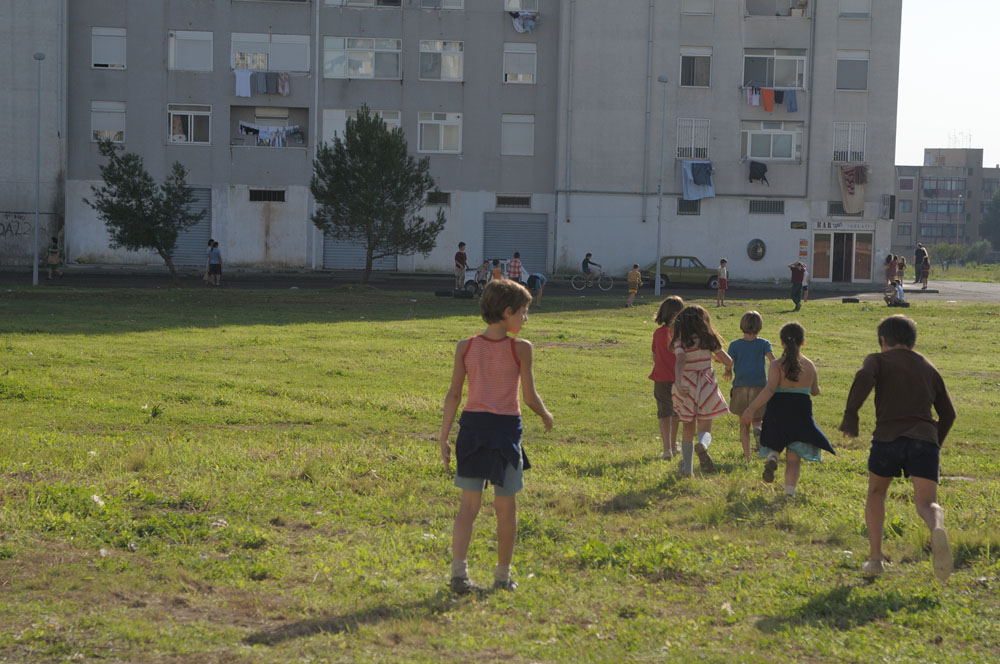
[{"x1": 0, "y1": 212, "x2": 33, "y2": 239}]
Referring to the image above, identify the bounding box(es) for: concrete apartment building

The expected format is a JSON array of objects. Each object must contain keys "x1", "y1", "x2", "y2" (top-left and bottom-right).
[
  {"x1": 10, "y1": 0, "x2": 902, "y2": 284},
  {"x1": 0, "y1": 0, "x2": 66, "y2": 267},
  {"x1": 555, "y1": 0, "x2": 902, "y2": 283},
  {"x1": 893, "y1": 148, "x2": 1000, "y2": 258},
  {"x1": 62, "y1": 0, "x2": 558, "y2": 273}
]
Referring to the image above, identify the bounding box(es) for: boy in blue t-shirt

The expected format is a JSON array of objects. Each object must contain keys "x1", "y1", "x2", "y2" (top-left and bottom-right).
[{"x1": 728, "y1": 311, "x2": 776, "y2": 461}]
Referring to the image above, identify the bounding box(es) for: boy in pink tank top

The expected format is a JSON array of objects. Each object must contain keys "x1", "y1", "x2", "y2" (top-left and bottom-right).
[{"x1": 439, "y1": 280, "x2": 554, "y2": 594}]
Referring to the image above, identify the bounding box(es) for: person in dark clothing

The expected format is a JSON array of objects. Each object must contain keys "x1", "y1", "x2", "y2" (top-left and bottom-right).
[
  {"x1": 839, "y1": 315, "x2": 956, "y2": 582},
  {"x1": 787, "y1": 261, "x2": 806, "y2": 311}
]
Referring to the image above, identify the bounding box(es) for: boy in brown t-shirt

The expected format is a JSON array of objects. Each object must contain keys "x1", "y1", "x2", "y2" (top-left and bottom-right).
[{"x1": 839, "y1": 315, "x2": 956, "y2": 582}]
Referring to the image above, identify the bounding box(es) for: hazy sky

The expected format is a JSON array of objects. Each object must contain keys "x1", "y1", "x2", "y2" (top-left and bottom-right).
[{"x1": 896, "y1": 1, "x2": 1000, "y2": 167}]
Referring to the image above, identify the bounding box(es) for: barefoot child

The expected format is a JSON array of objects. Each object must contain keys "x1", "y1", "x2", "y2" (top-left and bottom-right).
[
  {"x1": 627, "y1": 264, "x2": 643, "y2": 308},
  {"x1": 727, "y1": 311, "x2": 775, "y2": 461},
  {"x1": 438, "y1": 280, "x2": 554, "y2": 594},
  {"x1": 671, "y1": 305, "x2": 733, "y2": 476},
  {"x1": 838, "y1": 315, "x2": 956, "y2": 581},
  {"x1": 650, "y1": 296, "x2": 684, "y2": 459},
  {"x1": 716, "y1": 259, "x2": 728, "y2": 307},
  {"x1": 741, "y1": 323, "x2": 834, "y2": 496}
]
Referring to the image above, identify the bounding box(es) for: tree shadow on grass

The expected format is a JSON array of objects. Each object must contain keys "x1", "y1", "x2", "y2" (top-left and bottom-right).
[
  {"x1": 573, "y1": 455, "x2": 662, "y2": 478},
  {"x1": 756, "y1": 583, "x2": 940, "y2": 633},
  {"x1": 244, "y1": 593, "x2": 454, "y2": 646}
]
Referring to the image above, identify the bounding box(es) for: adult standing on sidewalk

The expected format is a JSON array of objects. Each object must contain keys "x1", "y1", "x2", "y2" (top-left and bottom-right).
[
  {"x1": 913, "y1": 244, "x2": 928, "y2": 284},
  {"x1": 788, "y1": 261, "x2": 806, "y2": 311},
  {"x1": 454, "y1": 242, "x2": 468, "y2": 290},
  {"x1": 920, "y1": 250, "x2": 931, "y2": 290}
]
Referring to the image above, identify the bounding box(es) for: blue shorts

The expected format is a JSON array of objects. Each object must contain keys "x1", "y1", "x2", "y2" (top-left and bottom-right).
[
  {"x1": 868, "y1": 436, "x2": 939, "y2": 482},
  {"x1": 455, "y1": 452, "x2": 524, "y2": 496}
]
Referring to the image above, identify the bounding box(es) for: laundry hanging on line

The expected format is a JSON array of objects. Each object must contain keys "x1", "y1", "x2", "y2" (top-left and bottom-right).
[
  {"x1": 234, "y1": 69, "x2": 252, "y2": 98},
  {"x1": 510, "y1": 11, "x2": 538, "y2": 33},
  {"x1": 681, "y1": 160, "x2": 716, "y2": 201},
  {"x1": 749, "y1": 161, "x2": 769, "y2": 185},
  {"x1": 239, "y1": 121, "x2": 302, "y2": 147}
]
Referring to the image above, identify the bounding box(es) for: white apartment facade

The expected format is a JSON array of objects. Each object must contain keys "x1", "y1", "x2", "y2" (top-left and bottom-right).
[
  {"x1": 553, "y1": 0, "x2": 902, "y2": 283},
  {"x1": 7, "y1": 1, "x2": 902, "y2": 284}
]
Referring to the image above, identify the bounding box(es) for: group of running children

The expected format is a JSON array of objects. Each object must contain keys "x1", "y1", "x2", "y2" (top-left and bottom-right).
[{"x1": 438, "y1": 279, "x2": 957, "y2": 594}]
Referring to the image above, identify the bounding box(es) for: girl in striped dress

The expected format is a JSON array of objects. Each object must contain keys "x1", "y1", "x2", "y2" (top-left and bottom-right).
[{"x1": 672, "y1": 305, "x2": 733, "y2": 477}]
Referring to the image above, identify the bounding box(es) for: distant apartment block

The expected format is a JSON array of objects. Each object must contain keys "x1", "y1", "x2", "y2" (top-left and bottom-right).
[{"x1": 893, "y1": 148, "x2": 1000, "y2": 257}]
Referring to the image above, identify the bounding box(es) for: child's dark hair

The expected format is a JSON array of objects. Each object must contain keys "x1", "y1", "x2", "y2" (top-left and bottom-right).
[
  {"x1": 514, "y1": 251, "x2": 520, "y2": 258},
  {"x1": 633, "y1": 264, "x2": 639, "y2": 269},
  {"x1": 492, "y1": 259, "x2": 499, "y2": 265},
  {"x1": 877, "y1": 315, "x2": 917, "y2": 348},
  {"x1": 740, "y1": 310, "x2": 763, "y2": 335},
  {"x1": 779, "y1": 322, "x2": 805, "y2": 382},
  {"x1": 480, "y1": 279, "x2": 532, "y2": 324},
  {"x1": 671, "y1": 305, "x2": 724, "y2": 352},
  {"x1": 654, "y1": 296, "x2": 684, "y2": 326}
]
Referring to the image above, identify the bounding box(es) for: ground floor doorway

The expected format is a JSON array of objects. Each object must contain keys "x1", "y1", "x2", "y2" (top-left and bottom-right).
[{"x1": 812, "y1": 224, "x2": 874, "y2": 283}]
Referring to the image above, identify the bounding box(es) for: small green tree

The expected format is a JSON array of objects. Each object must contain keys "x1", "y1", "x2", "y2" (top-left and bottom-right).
[
  {"x1": 311, "y1": 105, "x2": 446, "y2": 285},
  {"x1": 930, "y1": 242, "x2": 964, "y2": 270},
  {"x1": 982, "y1": 189, "x2": 1000, "y2": 249},
  {"x1": 84, "y1": 139, "x2": 205, "y2": 285},
  {"x1": 964, "y1": 239, "x2": 992, "y2": 264}
]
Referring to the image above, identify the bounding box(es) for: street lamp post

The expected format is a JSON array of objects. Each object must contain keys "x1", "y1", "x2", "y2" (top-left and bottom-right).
[
  {"x1": 32, "y1": 52, "x2": 45, "y2": 287},
  {"x1": 654, "y1": 75, "x2": 668, "y2": 296}
]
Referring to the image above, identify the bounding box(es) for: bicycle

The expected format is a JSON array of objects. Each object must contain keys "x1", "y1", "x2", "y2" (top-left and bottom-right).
[{"x1": 571, "y1": 270, "x2": 614, "y2": 291}]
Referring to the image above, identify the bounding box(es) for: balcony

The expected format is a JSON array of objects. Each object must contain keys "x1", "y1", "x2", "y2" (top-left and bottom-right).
[{"x1": 745, "y1": 0, "x2": 809, "y2": 18}]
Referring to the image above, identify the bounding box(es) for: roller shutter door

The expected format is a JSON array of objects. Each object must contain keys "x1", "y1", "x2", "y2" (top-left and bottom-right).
[
  {"x1": 483, "y1": 212, "x2": 548, "y2": 274},
  {"x1": 171, "y1": 188, "x2": 212, "y2": 265},
  {"x1": 322, "y1": 235, "x2": 397, "y2": 270}
]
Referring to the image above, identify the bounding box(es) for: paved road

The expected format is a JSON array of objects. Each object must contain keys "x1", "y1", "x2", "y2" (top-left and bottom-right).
[{"x1": 1, "y1": 266, "x2": 997, "y2": 302}]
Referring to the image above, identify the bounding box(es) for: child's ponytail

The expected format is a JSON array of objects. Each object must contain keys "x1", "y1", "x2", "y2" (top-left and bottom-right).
[{"x1": 779, "y1": 322, "x2": 805, "y2": 382}]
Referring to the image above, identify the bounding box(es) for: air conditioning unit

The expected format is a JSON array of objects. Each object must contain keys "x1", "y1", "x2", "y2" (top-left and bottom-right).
[{"x1": 880, "y1": 194, "x2": 896, "y2": 220}]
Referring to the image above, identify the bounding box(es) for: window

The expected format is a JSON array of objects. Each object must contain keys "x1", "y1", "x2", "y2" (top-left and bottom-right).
[
  {"x1": 91, "y1": 101, "x2": 125, "y2": 142},
  {"x1": 681, "y1": 0, "x2": 713, "y2": 14},
  {"x1": 497, "y1": 194, "x2": 531, "y2": 208},
  {"x1": 169, "y1": 31, "x2": 213, "y2": 72},
  {"x1": 921, "y1": 177, "x2": 967, "y2": 197},
  {"x1": 741, "y1": 121, "x2": 802, "y2": 160},
  {"x1": 92, "y1": 28, "x2": 126, "y2": 69},
  {"x1": 745, "y1": 0, "x2": 799, "y2": 16},
  {"x1": 899, "y1": 177, "x2": 914, "y2": 190},
  {"x1": 419, "y1": 112, "x2": 462, "y2": 153},
  {"x1": 743, "y1": 49, "x2": 806, "y2": 89},
  {"x1": 677, "y1": 199, "x2": 701, "y2": 215},
  {"x1": 749, "y1": 200, "x2": 784, "y2": 214},
  {"x1": 676, "y1": 118, "x2": 709, "y2": 159},
  {"x1": 322, "y1": 108, "x2": 400, "y2": 144},
  {"x1": 897, "y1": 223, "x2": 911, "y2": 236},
  {"x1": 839, "y1": 0, "x2": 871, "y2": 18},
  {"x1": 419, "y1": 41, "x2": 463, "y2": 81},
  {"x1": 505, "y1": 0, "x2": 537, "y2": 10},
  {"x1": 833, "y1": 122, "x2": 866, "y2": 161},
  {"x1": 680, "y1": 48, "x2": 711, "y2": 87},
  {"x1": 501, "y1": 114, "x2": 534, "y2": 156},
  {"x1": 421, "y1": 0, "x2": 463, "y2": 7},
  {"x1": 428, "y1": 192, "x2": 451, "y2": 206},
  {"x1": 249, "y1": 189, "x2": 286, "y2": 202},
  {"x1": 983, "y1": 179, "x2": 1000, "y2": 196},
  {"x1": 919, "y1": 224, "x2": 962, "y2": 239},
  {"x1": 503, "y1": 43, "x2": 536, "y2": 83},
  {"x1": 168, "y1": 104, "x2": 211, "y2": 144},
  {"x1": 324, "y1": 38, "x2": 402, "y2": 79},
  {"x1": 232, "y1": 33, "x2": 310, "y2": 72},
  {"x1": 827, "y1": 201, "x2": 863, "y2": 217},
  {"x1": 898, "y1": 199, "x2": 912, "y2": 213},
  {"x1": 836, "y1": 50, "x2": 869, "y2": 91},
  {"x1": 336, "y1": 0, "x2": 402, "y2": 6}
]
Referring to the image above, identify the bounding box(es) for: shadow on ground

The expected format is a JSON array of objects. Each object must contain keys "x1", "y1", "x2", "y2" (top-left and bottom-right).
[{"x1": 756, "y1": 583, "x2": 939, "y2": 632}]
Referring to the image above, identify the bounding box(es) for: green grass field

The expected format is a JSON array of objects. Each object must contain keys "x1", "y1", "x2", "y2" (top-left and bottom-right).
[
  {"x1": 928, "y1": 263, "x2": 1000, "y2": 283},
  {"x1": 1, "y1": 286, "x2": 998, "y2": 663}
]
